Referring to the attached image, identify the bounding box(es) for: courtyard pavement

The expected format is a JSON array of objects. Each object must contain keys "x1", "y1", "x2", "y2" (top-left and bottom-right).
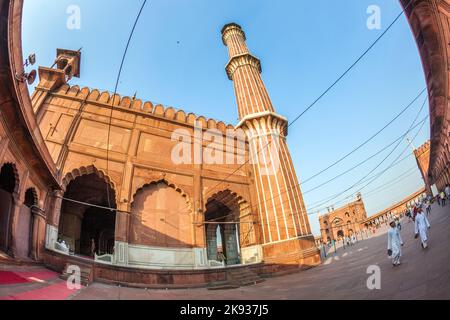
[{"x1": 0, "y1": 203, "x2": 449, "y2": 300}]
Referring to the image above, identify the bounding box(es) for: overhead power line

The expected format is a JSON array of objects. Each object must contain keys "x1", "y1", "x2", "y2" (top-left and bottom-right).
[
  {"x1": 105, "y1": 0, "x2": 148, "y2": 208},
  {"x1": 203, "y1": 0, "x2": 416, "y2": 199},
  {"x1": 302, "y1": 115, "x2": 428, "y2": 196},
  {"x1": 308, "y1": 114, "x2": 428, "y2": 213}
]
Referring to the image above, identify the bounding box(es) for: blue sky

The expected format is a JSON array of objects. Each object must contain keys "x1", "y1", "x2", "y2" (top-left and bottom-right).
[{"x1": 22, "y1": 0, "x2": 429, "y2": 236}]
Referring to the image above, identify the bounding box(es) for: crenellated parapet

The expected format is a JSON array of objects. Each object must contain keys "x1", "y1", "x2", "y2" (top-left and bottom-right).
[
  {"x1": 414, "y1": 140, "x2": 431, "y2": 158},
  {"x1": 43, "y1": 84, "x2": 237, "y2": 133}
]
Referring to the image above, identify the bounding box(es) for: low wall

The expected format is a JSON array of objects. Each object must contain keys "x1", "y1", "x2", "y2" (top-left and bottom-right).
[{"x1": 42, "y1": 249, "x2": 316, "y2": 288}]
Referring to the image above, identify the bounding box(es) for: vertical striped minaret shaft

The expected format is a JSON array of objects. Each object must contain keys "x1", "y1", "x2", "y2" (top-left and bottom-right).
[
  {"x1": 221, "y1": 23, "x2": 275, "y2": 119},
  {"x1": 222, "y1": 23, "x2": 312, "y2": 244}
]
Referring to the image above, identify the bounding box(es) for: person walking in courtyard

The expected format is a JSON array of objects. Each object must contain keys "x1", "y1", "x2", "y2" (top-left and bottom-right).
[
  {"x1": 425, "y1": 198, "x2": 432, "y2": 216},
  {"x1": 395, "y1": 218, "x2": 402, "y2": 231},
  {"x1": 445, "y1": 184, "x2": 450, "y2": 201},
  {"x1": 436, "y1": 194, "x2": 441, "y2": 206},
  {"x1": 387, "y1": 220, "x2": 403, "y2": 266},
  {"x1": 414, "y1": 207, "x2": 431, "y2": 249},
  {"x1": 440, "y1": 190, "x2": 446, "y2": 206}
]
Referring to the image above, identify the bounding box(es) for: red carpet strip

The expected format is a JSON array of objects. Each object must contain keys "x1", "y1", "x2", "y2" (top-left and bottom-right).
[
  {"x1": 16, "y1": 270, "x2": 59, "y2": 282},
  {"x1": 0, "y1": 281, "x2": 83, "y2": 300},
  {"x1": 0, "y1": 271, "x2": 30, "y2": 285}
]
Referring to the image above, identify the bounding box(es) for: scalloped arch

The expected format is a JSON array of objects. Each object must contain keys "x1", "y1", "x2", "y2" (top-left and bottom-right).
[
  {"x1": 61, "y1": 165, "x2": 116, "y2": 191},
  {"x1": 131, "y1": 179, "x2": 193, "y2": 213},
  {"x1": 205, "y1": 188, "x2": 250, "y2": 211},
  {"x1": 24, "y1": 187, "x2": 39, "y2": 206},
  {"x1": 0, "y1": 162, "x2": 20, "y2": 194}
]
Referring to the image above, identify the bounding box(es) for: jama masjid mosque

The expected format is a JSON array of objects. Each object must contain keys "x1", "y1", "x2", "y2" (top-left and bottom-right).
[
  {"x1": 1, "y1": 18, "x2": 321, "y2": 286},
  {"x1": 1, "y1": 0, "x2": 449, "y2": 287}
]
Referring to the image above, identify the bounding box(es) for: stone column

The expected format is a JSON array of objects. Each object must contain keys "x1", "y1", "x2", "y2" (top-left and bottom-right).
[
  {"x1": 114, "y1": 202, "x2": 129, "y2": 266},
  {"x1": 30, "y1": 207, "x2": 45, "y2": 260},
  {"x1": 193, "y1": 162, "x2": 206, "y2": 247},
  {"x1": 8, "y1": 194, "x2": 22, "y2": 257}
]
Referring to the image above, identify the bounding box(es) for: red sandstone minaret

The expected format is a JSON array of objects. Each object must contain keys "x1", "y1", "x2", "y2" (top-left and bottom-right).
[{"x1": 221, "y1": 23, "x2": 319, "y2": 264}]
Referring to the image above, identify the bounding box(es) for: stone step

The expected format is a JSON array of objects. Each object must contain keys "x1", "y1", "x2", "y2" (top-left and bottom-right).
[
  {"x1": 226, "y1": 267, "x2": 265, "y2": 287},
  {"x1": 230, "y1": 273, "x2": 264, "y2": 281},
  {"x1": 238, "y1": 279, "x2": 265, "y2": 287},
  {"x1": 207, "y1": 281, "x2": 240, "y2": 291}
]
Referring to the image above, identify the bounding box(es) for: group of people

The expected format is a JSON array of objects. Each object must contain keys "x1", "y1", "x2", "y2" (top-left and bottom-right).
[
  {"x1": 387, "y1": 201, "x2": 431, "y2": 267},
  {"x1": 436, "y1": 184, "x2": 450, "y2": 207},
  {"x1": 344, "y1": 234, "x2": 358, "y2": 247}
]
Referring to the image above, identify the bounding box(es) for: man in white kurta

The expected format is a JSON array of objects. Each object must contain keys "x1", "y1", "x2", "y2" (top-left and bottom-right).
[
  {"x1": 387, "y1": 221, "x2": 403, "y2": 266},
  {"x1": 415, "y1": 210, "x2": 431, "y2": 249}
]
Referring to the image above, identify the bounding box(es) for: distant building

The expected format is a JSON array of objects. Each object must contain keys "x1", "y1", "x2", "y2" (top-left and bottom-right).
[
  {"x1": 362, "y1": 188, "x2": 426, "y2": 229},
  {"x1": 318, "y1": 193, "x2": 367, "y2": 243},
  {"x1": 317, "y1": 188, "x2": 427, "y2": 243}
]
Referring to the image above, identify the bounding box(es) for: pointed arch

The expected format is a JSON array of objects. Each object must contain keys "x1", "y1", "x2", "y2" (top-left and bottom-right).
[
  {"x1": 58, "y1": 166, "x2": 118, "y2": 256},
  {"x1": 61, "y1": 165, "x2": 116, "y2": 192},
  {"x1": 0, "y1": 162, "x2": 20, "y2": 194},
  {"x1": 204, "y1": 188, "x2": 257, "y2": 265},
  {"x1": 129, "y1": 179, "x2": 194, "y2": 248},
  {"x1": 24, "y1": 187, "x2": 38, "y2": 207},
  {"x1": 131, "y1": 179, "x2": 193, "y2": 213}
]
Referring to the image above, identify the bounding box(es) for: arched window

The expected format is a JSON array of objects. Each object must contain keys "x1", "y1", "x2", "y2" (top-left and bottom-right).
[
  {"x1": 0, "y1": 163, "x2": 17, "y2": 193},
  {"x1": 24, "y1": 188, "x2": 37, "y2": 208}
]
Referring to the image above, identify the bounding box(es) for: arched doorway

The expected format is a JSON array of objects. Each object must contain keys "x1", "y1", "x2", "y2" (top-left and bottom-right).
[
  {"x1": 0, "y1": 163, "x2": 18, "y2": 252},
  {"x1": 16, "y1": 188, "x2": 37, "y2": 258},
  {"x1": 204, "y1": 190, "x2": 254, "y2": 266},
  {"x1": 130, "y1": 180, "x2": 192, "y2": 248},
  {"x1": 337, "y1": 230, "x2": 344, "y2": 239},
  {"x1": 58, "y1": 172, "x2": 116, "y2": 257}
]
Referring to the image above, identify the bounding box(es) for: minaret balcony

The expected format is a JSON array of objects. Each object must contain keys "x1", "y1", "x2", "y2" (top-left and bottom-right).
[
  {"x1": 236, "y1": 111, "x2": 289, "y2": 137},
  {"x1": 225, "y1": 53, "x2": 262, "y2": 80}
]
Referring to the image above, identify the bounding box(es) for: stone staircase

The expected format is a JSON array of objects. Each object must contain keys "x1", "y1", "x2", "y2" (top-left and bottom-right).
[
  {"x1": 258, "y1": 264, "x2": 303, "y2": 279},
  {"x1": 60, "y1": 262, "x2": 93, "y2": 286},
  {"x1": 207, "y1": 266, "x2": 264, "y2": 290},
  {"x1": 227, "y1": 267, "x2": 265, "y2": 286}
]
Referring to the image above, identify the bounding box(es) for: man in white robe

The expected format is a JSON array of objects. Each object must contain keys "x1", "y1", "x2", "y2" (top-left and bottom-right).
[
  {"x1": 387, "y1": 221, "x2": 403, "y2": 266},
  {"x1": 414, "y1": 209, "x2": 431, "y2": 249}
]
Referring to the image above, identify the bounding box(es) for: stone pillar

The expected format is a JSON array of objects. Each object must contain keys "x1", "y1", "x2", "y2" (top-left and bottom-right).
[
  {"x1": 193, "y1": 163, "x2": 206, "y2": 248},
  {"x1": 59, "y1": 210, "x2": 82, "y2": 251},
  {"x1": 115, "y1": 203, "x2": 129, "y2": 243},
  {"x1": 50, "y1": 190, "x2": 64, "y2": 227},
  {"x1": 221, "y1": 23, "x2": 320, "y2": 266},
  {"x1": 8, "y1": 194, "x2": 22, "y2": 257},
  {"x1": 114, "y1": 203, "x2": 130, "y2": 266},
  {"x1": 30, "y1": 207, "x2": 45, "y2": 260}
]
